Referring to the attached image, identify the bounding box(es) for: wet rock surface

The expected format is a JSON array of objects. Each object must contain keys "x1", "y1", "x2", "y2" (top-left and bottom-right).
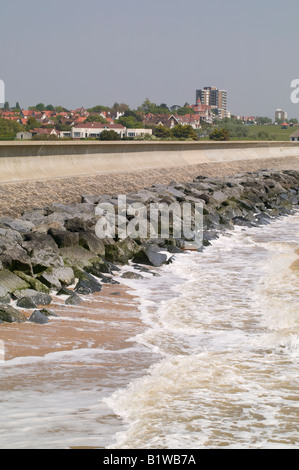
[{"x1": 0, "y1": 169, "x2": 298, "y2": 323}]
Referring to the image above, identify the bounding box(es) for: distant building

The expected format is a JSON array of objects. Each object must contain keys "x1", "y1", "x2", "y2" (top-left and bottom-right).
[
  {"x1": 16, "y1": 131, "x2": 32, "y2": 140},
  {"x1": 275, "y1": 109, "x2": 287, "y2": 122},
  {"x1": 195, "y1": 86, "x2": 228, "y2": 118},
  {"x1": 289, "y1": 129, "x2": 299, "y2": 141},
  {"x1": 125, "y1": 128, "x2": 152, "y2": 138},
  {"x1": 71, "y1": 122, "x2": 126, "y2": 139}
]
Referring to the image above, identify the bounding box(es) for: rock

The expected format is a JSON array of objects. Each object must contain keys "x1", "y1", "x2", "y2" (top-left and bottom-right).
[
  {"x1": 21, "y1": 232, "x2": 59, "y2": 254},
  {"x1": 59, "y1": 245, "x2": 100, "y2": 270},
  {"x1": 29, "y1": 310, "x2": 48, "y2": 324},
  {"x1": 65, "y1": 217, "x2": 95, "y2": 232},
  {"x1": 79, "y1": 230, "x2": 106, "y2": 256},
  {"x1": 0, "y1": 270, "x2": 29, "y2": 296},
  {"x1": 0, "y1": 293, "x2": 11, "y2": 304},
  {"x1": 16, "y1": 297, "x2": 37, "y2": 309},
  {"x1": 96, "y1": 274, "x2": 120, "y2": 284},
  {"x1": 121, "y1": 271, "x2": 144, "y2": 279},
  {"x1": 65, "y1": 293, "x2": 83, "y2": 305},
  {"x1": 132, "y1": 243, "x2": 168, "y2": 267},
  {"x1": 40, "y1": 308, "x2": 59, "y2": 317},
  {"x1": 84, "y1": 258, "x2": 120, "y2": 276},
  {"x1": 74, "y1": 279, "x2": 102, "y2": 295},
  {"x1": 0, "y1": 216, "x2": 34, "y2": 233},
  {"x1": 13, "y1": 290, "x2": 52, "y2": 306},
  {"x1": 13, "y1": 271, "x2": 51, "y2": 294},
  {"x1": 0, "y1": 245, "x2": 33, "y2": 274},
  {"x1": 56, "y1": 286, "x2": 74, "y2": 296},
  {"x1": 74, "y1": 271, "x2": 102, "y2": 294},
  {"x1": 32, "y1": 221, "x2": 66, "y2": 234},
  {"x1": 30, "y1": 250, "x2": 64, "y2": 274},
  {"x1": 0, "y1": 304, "x2": 27, "y2": 323},
  {"x1": 36, "y1": 266, "x2": 74, "y2": 290},
  {"x1": 105, "y1": 238, "x2": 142, "y2": 265},
  {"x1": 48, "y1": 228, "x2": 80, "y2": 248}
]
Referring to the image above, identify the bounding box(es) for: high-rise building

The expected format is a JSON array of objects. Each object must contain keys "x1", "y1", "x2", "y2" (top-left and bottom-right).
[
  {"x1": 196, "y1": 86, "x2": 227, "y2": 118},
  {"x1": 275, "y1": 109, "x2": 288, "y2": 122}
]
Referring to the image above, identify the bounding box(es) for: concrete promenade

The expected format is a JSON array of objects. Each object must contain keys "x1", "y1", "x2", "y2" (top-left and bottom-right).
[{"x1": 1, "y1": 140, "x2": 299, "y2": 183}]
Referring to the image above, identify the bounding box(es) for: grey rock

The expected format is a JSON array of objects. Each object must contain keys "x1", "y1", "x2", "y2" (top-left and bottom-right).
[
  {"x1": 48, "y1": 228, "x2": 80, "y2": 248},
  {"x1": 121, "y1": 271, "x2": 144, "y2": 279},
  {"x1": 16, "y1": 297, "x2": 37, "y2": 309},
  {"x1": 0, "y1": 304, "x2": 27, "y2": 323},
  {"x1": 65, "y1": 293, "x2": 83, "y2": 305},
  {"x1": 29, "y1": 310, "x2": 48, "y2": 324},
  {"x1": 0, "y1": 270, "x2": 29, "y2": 296},
  {"x1": 132, "y1": 243, "x2": 168, "y2": 267},
  {"x1": 0, "y1": 217, "x2": 34, "y2": 233}
]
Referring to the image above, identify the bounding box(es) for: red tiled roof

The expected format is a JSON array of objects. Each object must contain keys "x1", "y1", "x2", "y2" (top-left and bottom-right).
[{"x1": 73, "y1": 122, "x2": 125, "y2": 129}]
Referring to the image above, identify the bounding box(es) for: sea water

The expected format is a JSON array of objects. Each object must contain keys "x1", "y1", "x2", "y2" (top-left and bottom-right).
[{"x1": 0, "y1": 212, "x2": 298, "y2": 449}]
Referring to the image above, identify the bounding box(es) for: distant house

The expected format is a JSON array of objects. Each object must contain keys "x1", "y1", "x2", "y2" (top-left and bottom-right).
[
  {"x1": 71, "y1": 122, "x2": 126, "y2": 139},
  {"x1": 31, "y1": 128, "x2": 60, "y2": 138},
  {"x1": 145, "y1": 114, "x2": 179, "y2": 128},
  {"x1": 20, "y1": 109, "x2": 34, "y2": 119},
  {"x1": 16, "y1": 131, "x2": 32, "y2": 140},
  {"x1": 125, "y1": 128, "x2": 152, "y2": 138},
  {"x1": 281, "y1": 121, "x2": 289, "y2": 129},
  {"x1": 289, "y1": 130, "x2": 299, "y2": 141}
]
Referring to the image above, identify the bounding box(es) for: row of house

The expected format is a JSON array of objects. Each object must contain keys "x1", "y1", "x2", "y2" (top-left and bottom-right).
[{"x1": 16, "y1": 122, "x2": 153, "y2": 140}]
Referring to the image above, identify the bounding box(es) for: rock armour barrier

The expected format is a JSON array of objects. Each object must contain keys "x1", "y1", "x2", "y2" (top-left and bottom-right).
[
  {"x1": 0, "y1": 168, "x2": 298, "y2": 324},
  {"x1": 1, "y1": 141, "x2": 299, "y2": 183}
]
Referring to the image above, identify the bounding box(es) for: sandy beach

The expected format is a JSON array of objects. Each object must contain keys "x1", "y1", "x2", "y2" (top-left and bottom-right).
[
  {"x1": 0, "y1": 156, "x2": 298, "y2": 218},
  {"x1": 0, "y1": 155, "x2": 298, "y2": 362},
  {"x1": 0, "y1": 281, "x2": 143, "y2": 362}
]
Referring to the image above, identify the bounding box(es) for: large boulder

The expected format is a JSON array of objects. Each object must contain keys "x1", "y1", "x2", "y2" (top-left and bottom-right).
[
  {"x1": 78, "y1": 230, "x2": 106, "y2": 257},
  {"x1": 132, "y1": 243, "x2": 168, "y2": 267},
  {"x1": 13, "y1": 271, "x2": 51, "y2": 294},
  {"x1": 0, "y1": 270, "x2": 29, "y2": 296},
  {"x1": 0, "y1": 245, "x2": 32, "y2": 274},
  {"x1": 104, "y1": 238, "x2": 142, "y2": 265},
  {"x1": 37, "y1": 266, "x2": 75, "y2": 290},
  {"x1": 48, "y1": 228, "x2": 80, "y2": 248},
  {"x1": 0, "y1": 304, "x2": 27, "y2": 323},
  {"x1": 29, "y1": 310, "x2": 48, "y2": 324}
]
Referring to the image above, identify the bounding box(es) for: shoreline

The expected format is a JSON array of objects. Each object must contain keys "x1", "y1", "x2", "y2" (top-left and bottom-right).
[
  {"x1": 0, "y1": 155, "x2": 298, "y2": 218},
  {"x1": 0, "y1": 163, "x2": 298, "y2": 364},
  {"x1": 0, "y1": 281, "x2": 143, "y2": 362}
]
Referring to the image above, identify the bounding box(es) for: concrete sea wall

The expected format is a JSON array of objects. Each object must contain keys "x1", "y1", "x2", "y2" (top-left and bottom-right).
[{"x1": 0, "y1": 140, "x2": 299, "y2": 183}]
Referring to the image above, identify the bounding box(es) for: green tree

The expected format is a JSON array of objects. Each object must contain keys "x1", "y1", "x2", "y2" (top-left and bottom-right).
[
  {"x1": 3, "y1": 101, "x2": 9, "y2": 110},
  {"x1": 118, "y1": 116, "x2": 143, "y2": 129},
  {"x1": 26, "y1": 117, "x2": 42, "y2": 130},
  {"x1": 209, "y1": 127, "x2": 230, "y2": 141},
  {"x1": 154, "y1": 124, "x2": 171, "y2": 138},
  {"x1": 85, "y1": 114, "x2": 107, "y2": 123},
  {"x1": 99, "y1": 130, "x2": 121, "y2": 140},
  {"x1": 0, "y1": 117, "x2": 23, "y2": 140},
  {"x1": 176, "y1": 106, "x2": 195, "y2": 116},
  {"x1": 35, "y1": 103, "x2": 45, "y2": 112},
  {"x1": 171, "y1": 124, "x2": 198, "y2": 140},
  {"x1": 45, "y1": 104, "x2": 55, "y2": 111}
]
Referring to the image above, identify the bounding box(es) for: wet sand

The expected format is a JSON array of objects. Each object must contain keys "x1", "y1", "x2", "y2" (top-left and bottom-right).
[
  {"x1": 290, "y1": 248, "x2": 299, "y2": 271},
  {"x1": 0, "y1": 282, "x2": 143, "y2": 362},
  {"x1": 0, "y1": 156, "x2": 298, "y2": 217}
]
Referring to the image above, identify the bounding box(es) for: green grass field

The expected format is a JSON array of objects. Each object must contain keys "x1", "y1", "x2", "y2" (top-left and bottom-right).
[{"x1": 241, "y1": 124, "x2": 297, "y2": 141}]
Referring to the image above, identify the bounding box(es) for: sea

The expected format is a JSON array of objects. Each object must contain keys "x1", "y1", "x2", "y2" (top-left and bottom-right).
[{"x1": 0, "y1": 211, "x2": 298, "y2": 449}]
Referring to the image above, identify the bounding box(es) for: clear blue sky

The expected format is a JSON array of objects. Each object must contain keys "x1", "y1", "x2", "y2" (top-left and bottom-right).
[{"x1": 1, "y1": 0, "x2": 299, "y2": 119}]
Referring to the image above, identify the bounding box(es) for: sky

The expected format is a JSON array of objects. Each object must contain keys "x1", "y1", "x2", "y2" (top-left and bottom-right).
[{"x1": 1, "y1": 0, "x2": 299, "y2": 119}]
